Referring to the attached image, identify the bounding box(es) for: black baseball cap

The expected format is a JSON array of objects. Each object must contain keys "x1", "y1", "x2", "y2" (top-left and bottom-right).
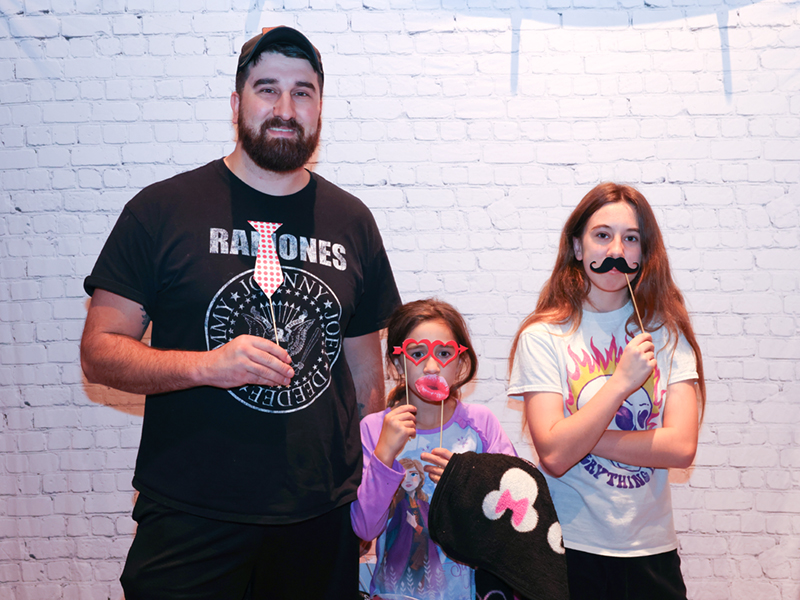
[{"x1": 237, "y1": 26, "x2": 324, "y2": 87}]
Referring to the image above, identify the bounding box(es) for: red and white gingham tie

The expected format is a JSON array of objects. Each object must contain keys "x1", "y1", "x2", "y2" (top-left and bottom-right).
[{"x1": 248, "y1": 221, "x2": 283, "y2": 297}]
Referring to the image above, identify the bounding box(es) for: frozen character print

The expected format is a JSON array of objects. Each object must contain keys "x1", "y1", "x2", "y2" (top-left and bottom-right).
[{"x1": 377, "y1": 458, "x2": 446, "y2": 599}]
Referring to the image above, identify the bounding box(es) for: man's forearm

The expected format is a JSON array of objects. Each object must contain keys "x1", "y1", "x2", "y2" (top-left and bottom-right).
[
  {"x1": 81, "y1": 331, "x2": 204, "y2": 395},
  {"x1": 357, "y1": 372, "x2": 386, "y2": 416},
  {"x1": 343, "y1": 332, "x2": 386, "y2": 418},
  {"x1": 350, "y1": 359, "x2": 385, "y2": 417},
  {"x1": 81, "y1": 331, "x2": 295, "y2": 395}
]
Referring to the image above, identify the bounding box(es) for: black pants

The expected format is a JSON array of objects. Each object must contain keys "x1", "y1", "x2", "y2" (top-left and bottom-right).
[
  {"x1": 121, "y1": 494, "x2": 359, "y2": 600},
  {"x1": 565, "y1": 548, "x2": 687, "y2": 600}
]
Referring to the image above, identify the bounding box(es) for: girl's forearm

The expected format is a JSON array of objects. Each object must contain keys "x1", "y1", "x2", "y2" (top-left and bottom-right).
[
  {"x1": 591, "y1": 428, "x2": 697, "y2": 469},
  {"x1": 351, "y1": 454, "x2": 404, "y2": 541},
  {"x1": 528, "y1": 377, "x2": 633, "y2": 476},
  {"x1": 590, "y1": 380, "x2": 700, "y2": 469}
]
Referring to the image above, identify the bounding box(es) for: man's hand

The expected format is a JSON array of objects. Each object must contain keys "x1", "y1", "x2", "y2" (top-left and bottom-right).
[
  {"x1": 81, "y1": 289, "x2": 293, "y2": 395},
  {"x1": 199, "y1": 335, "x2": 293, "y2": 388}
]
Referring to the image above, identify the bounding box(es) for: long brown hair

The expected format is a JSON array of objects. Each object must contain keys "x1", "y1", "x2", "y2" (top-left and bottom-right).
[
  {"x1": 385, "y1": 299, "x2": 478, "y2": 408},
  {"x1": 509, "y1": 182, "x2": 706, "y2": 418}
]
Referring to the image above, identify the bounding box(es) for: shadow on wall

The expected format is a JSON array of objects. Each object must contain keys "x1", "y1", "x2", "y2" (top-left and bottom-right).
[
  {"x1": 248, "y1": 0, "x2": 769, "y2": 98},
  {"x1": 83, "y1": 381, "x2": 145, "y2": 417},
  {"x1": 81, "y1": 299, "x2": 146, "y2": 418}
]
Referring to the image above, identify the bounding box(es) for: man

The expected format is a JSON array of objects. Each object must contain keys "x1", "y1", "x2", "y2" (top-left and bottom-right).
[{"x1": 80, "y1": 26, "x2": 400, "y2": 599}]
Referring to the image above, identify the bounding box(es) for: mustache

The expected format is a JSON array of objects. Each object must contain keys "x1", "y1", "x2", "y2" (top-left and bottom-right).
[
  {"x1": 260, "y1": 117, "x2": 303, "y2": 136},
  {"x1": 589, "y1": 256, "x2": 639, "y2": 274}
]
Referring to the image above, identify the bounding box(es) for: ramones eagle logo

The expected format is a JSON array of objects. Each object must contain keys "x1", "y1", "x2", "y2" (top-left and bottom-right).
[{"x1": 204, "y1": 267, "x2": 343, "y2": 413}]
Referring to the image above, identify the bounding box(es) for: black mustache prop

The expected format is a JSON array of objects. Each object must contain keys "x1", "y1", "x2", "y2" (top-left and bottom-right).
[
  {"x1": 589, "y1": 256, "x2": 645, "y2": 334},
  {"x1": 589, "y1": 256, "x2": 639, "y2": 274}
]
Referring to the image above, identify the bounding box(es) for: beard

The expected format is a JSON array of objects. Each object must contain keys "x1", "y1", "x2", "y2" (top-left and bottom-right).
[{"x1": 238, "y1": 111, "x2": 321, "y2": 173}]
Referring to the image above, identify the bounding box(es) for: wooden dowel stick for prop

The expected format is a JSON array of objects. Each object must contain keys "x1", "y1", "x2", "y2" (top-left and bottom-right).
[
  {"x1": 440, "y1": 400, "x2": 444, "y2": 448},
  {"x1": 267, "y1": 296, "x2": 280, "y2": 347},
  {"x1": 404, "y1": 355, "x2": 409, "y2": 405},
  {"x1": 625, "y1": 274, "x2": 645, "y2": 334}
]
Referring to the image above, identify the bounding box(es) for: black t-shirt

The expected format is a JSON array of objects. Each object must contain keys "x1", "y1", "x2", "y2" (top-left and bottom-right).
[{"x1": 85, "y1": 159, "x2": 400, "y2": 524}]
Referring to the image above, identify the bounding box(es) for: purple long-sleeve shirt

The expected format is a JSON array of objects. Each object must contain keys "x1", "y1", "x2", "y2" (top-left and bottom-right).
[{"x1": 351, "y1": 401, "x2": 516, "y2": 600}]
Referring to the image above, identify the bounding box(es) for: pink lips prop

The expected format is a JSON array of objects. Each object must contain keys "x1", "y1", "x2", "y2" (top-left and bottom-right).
[{"x1": 414, "y1": 374, "x2": 450, "y2": 403}]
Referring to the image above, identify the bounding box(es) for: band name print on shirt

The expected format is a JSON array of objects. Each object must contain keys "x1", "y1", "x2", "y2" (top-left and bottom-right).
[
  {"x1": 204, "y1": 227, "x2": 345, "y2": 413},
  {"x1": 209, "y1": 227, "x2": 347, "y2": 270}
]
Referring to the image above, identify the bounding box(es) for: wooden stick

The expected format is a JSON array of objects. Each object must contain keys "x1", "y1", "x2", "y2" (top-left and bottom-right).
[
  {"x1": 440, "y1": 400, "x2": 444, "y2": 448},
  {"x1": 267, "y1": 296, "x2": 280, "y2": 347},
  {"x1": 625, "y1": 274, "x2": 645, "y2": 334},
  {"x1": 404, "y1": 355, "x2": 409, "y2": 405}
]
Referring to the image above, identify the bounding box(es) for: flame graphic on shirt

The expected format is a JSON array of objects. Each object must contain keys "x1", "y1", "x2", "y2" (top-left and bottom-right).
[{"x1": 564, "y1": 335, "x2": 663, "y2": 431}]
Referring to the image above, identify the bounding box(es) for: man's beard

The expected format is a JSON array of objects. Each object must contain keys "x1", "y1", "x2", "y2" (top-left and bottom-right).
[{"x1": 238, "y1": 112, "x2": 321, "y2": 173}]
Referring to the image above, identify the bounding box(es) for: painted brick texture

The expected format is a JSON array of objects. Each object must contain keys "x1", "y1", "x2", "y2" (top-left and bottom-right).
[{"x1": 1, "y1": 1, "x2": 799, "y2": 598}]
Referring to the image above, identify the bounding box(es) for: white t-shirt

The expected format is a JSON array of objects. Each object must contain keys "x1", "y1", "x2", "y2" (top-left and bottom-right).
[{"x1": 508, "y1": 302, "x2": 698, "y2": 557}]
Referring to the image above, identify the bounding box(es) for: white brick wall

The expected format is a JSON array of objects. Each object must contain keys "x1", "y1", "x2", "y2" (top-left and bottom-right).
[{"x1": 1, "y1": 1, "x2": 799, "y2": 598}]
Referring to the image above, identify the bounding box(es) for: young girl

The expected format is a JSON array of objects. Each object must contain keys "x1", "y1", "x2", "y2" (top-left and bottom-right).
[
  {"x1": 351, "y1": 299, "x2": 516, "y2": 600},
  {"x1": 508, "y1": 183, "x2": 705, "y2": 600}
]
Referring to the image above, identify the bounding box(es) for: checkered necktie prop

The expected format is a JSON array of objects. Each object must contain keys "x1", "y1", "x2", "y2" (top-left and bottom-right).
[{"x1": 248, "y1": 221, "x2": 283, "y2": 296}]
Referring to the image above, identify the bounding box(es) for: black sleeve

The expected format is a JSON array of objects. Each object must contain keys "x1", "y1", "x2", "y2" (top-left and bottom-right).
[
  {"x1": 83, "y1": 204, "x2": 158, "y2": 313},
  {"x1": 344, "y1": 241, "x2": 401, "y2": 338}
]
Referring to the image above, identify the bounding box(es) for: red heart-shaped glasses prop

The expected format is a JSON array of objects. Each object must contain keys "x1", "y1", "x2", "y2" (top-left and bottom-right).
[{"x1": 393, "y1": 339, "x2": 468, "y2": 367}]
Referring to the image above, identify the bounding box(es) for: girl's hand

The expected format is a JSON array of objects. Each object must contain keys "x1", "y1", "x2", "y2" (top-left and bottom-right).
[
  {"x1": 613, "y1": 332, "x2": 656, "y2": 396},
  {"x1": 421, "y1": 447, "x2": 453, "y2": 484},
  {"x1": 373, "y1": 404, "x2": 417, "y2": 468}
]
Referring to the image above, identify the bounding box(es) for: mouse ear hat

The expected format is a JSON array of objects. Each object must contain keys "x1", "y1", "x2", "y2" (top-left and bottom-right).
[{"x1": 429, "y1": 452, "x2": 569, "y2": 600}]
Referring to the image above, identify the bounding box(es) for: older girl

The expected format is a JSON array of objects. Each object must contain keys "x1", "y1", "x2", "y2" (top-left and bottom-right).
[{"x1": 508, "y1": 183, "x2": 705, "y2": 600}]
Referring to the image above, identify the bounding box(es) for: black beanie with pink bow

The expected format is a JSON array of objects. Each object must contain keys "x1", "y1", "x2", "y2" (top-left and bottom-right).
[{"x1": 428, "y1": 451, "x2": 569, "y2": 600}]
